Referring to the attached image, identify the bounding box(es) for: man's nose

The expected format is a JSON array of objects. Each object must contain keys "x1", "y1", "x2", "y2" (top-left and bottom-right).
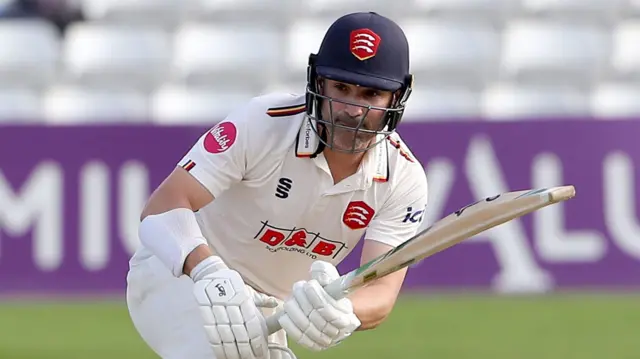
[{"x1": 344, "y1": 103, "x2": 364, "y2": 118}]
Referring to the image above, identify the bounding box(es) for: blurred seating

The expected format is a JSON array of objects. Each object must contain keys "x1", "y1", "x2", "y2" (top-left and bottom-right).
[
  {"x1": 0, "y1": 87, "x2": 42, "y2": 122},
  {"x1": 150, "y1": 84, "x2": 253, "y2": 125},
  {"x1": 403, "y1": 19, "x2": 500, "y2": 87},
  {"x1": 42, "y1": 85, "x2": 148, "y2": 124},
  {"x1": 590, "y1": 83, "x2": 640, "y2": 119},
  {"x1": 499, "y1": 20, "x2": 609, "y2": 87},
  {"x1": 610, "y1": 21, "x2": 640, "y2": 82},
  {"x1": 299, "y1": 0, "x2": 390, "y2": 17},
  {"x1": 0, "y1": 19, "x2": 60, "y2": 89},
  {"x1": 194, "y1": 0, "x2": 293, "y2": 22},
  {"x1": 284, "y1": 19, "x2": 335, "y2": 80},
  {"x1": 481, "y1": 83, "x2": 589, "y2": 120},
  {"x1": 62, "y1": 23, "x2": 170, "y2": 91},
  {"x1": 412, "y1": 0, "x2": 520, "y2": 22},
  {"x1": 172, "y1": 22, "x2": 280, "y2": 89},
  {"x1": 403, "y1": 86, "x2": 481, "y2": 121},
  {"x1": 617, "y1": 0, "x2": 640, "y2": 18},
  {"x1": 0, "y1": 0, "x2": 639, "y2": 123},
  {"x1": 79, "y1": 0, "x2": 192, "y2": 27},
  {"x1": 261, "y1": 80, "x2": 307, "y2": 96},
  {"x1": 1, "y1": 0, "x2": 84, "y2": 32},
  {"x1": 520, "y1": 0, "x2": 625, "y2": 23}
]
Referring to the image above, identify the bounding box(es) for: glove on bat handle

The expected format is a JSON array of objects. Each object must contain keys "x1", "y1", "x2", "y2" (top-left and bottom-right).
[{"x1": 265, "y1": 278, "x2": 347, "y2": 334}]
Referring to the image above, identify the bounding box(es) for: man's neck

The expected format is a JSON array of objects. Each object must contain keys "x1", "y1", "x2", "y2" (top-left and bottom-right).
[{"x1": 322, "y1": 147, "x2": 367, "y2": 185}]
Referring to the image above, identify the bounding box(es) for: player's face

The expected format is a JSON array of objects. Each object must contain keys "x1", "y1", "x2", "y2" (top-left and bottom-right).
[{"x1": 320, "y1": 79, "x2": 395, "y2": 152}]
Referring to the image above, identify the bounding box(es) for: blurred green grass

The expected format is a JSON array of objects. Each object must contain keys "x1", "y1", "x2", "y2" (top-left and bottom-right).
[{"x1": 0, "y1": 293, "x2": 638, "y2": 359}]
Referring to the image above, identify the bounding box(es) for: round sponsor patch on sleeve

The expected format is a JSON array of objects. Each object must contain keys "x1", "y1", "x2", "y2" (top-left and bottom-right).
[{"x1": 204, "y1": 122, "x2": 237, "y2": 154}]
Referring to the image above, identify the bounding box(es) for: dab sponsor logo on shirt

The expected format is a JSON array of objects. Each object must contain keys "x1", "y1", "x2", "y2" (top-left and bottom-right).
[{"x1": 254, "y1": 221, "x2": 348, "y2": 260}]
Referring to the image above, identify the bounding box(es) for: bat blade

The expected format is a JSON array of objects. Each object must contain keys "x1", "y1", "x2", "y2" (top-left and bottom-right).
[
  {"x1": 265, "y1": 185, "x2": 576, "y2": 334},
  {"x1": 327, "y1": 185, "x2": 576, "y2": 296}
]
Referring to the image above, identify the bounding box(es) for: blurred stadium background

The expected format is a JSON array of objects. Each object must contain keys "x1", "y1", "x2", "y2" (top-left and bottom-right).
[{"x1": 1, "y1": 0, "x2": 640, "y2": 358}]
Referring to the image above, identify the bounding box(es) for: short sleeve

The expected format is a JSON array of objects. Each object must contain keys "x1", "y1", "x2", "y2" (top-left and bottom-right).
[
  {"x1": 177, "y1": 104, "x2": 251, "y2": 198},
  {"x1": 365, "y1": 166, "x2": 429, "y2": 248}
]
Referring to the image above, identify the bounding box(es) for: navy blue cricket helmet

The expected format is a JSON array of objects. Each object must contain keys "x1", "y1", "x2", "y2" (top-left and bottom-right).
[{"x1": 305, "y1": 12, "x2": 414, "y2": 153}]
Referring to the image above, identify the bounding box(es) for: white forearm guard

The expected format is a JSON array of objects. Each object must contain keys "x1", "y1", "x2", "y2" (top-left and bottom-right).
[{"x1": 138, "y1": 208, "x2": 208, "y2": 277}]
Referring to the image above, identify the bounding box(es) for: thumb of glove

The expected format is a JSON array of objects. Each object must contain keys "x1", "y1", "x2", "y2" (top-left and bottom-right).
[
  {"x1": 246, "y1": 285, "x2": 280, "y2": 309},
  {"x1": 309, "y1": 260, "x2": 340, "y2": 287}
]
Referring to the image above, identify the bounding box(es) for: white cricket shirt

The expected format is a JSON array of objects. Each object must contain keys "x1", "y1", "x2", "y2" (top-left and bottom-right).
[{"x1": 177, "y1": 93, "x2": 428, "y2": 299}]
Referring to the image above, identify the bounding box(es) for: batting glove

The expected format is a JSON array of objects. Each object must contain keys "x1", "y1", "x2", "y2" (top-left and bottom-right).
[
  {"x1": 278, "y1": 261, "x2": 361, "y2": 351},
  {"x1": 190, "y1": 256, "x2": 279, "y2": 359}
]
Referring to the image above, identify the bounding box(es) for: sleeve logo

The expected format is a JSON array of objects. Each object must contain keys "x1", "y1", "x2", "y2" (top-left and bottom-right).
[
  {"x1": 204, "y1": 122, "x2": 237, "y2": 154},
  {"x1": 403, "y1": 205, "x2": 426, "y2": 224}
]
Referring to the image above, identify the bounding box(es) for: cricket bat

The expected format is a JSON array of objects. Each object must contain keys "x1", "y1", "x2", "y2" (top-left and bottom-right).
[{"x1": 265, "y1": 185, "x2": 576, "y2": 334}]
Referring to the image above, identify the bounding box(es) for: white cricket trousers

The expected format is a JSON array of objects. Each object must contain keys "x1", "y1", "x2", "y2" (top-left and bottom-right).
[{"x1": 126, "y1": 248, "x2": 288, "y2": 359}]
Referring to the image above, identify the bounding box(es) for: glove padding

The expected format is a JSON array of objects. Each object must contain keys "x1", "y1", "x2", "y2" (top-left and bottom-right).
[
  {"x1": 278, "y1": 261, "x2": 361, "y2": 351},
  {"x1": 191, "y1": 256, "x2": 279, "y2": 359}
]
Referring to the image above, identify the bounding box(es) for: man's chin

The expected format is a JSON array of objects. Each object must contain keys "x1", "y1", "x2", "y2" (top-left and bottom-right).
[
  {"x1": 327, "y1": 140, "x2": 370, "y2": 153},
  {"x1": 325, "y1": 131, "x2": 375, "y2": 152}
]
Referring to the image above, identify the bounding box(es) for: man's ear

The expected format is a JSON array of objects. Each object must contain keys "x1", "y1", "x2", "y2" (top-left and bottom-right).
[
  {"x1": 317, "y1": 77, "x2": 326, "y2": 94},
  {"x1": 391, "y1": 90, "x2": 402, "y2": 106}
]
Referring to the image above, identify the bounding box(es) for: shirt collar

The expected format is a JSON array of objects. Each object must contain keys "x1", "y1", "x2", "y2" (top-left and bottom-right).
[{"x1": 295, "y1": 118, "x2": 389, "y2": 185}]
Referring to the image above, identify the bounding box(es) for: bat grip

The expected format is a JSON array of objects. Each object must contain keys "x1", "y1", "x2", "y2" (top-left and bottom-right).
[
  {"x1": 265, "y1": 278, "x2": 346, "y2": 334},
  {"x1": 265, "y1": 309, "x2": 285, "y2": 334}
]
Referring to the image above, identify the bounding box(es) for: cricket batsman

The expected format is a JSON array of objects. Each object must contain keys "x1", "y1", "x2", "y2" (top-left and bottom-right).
[{"x1": 126, "y1": 11, "x2": 429, "y2": 359}]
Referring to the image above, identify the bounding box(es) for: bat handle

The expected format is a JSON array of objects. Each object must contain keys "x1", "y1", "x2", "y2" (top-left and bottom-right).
[
  {"x1": 265, "y1": 310, "x2": 285, "y2": 334},
  {"x1": 265, "y1": 278, "x2": 347, "y2": 335}
]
